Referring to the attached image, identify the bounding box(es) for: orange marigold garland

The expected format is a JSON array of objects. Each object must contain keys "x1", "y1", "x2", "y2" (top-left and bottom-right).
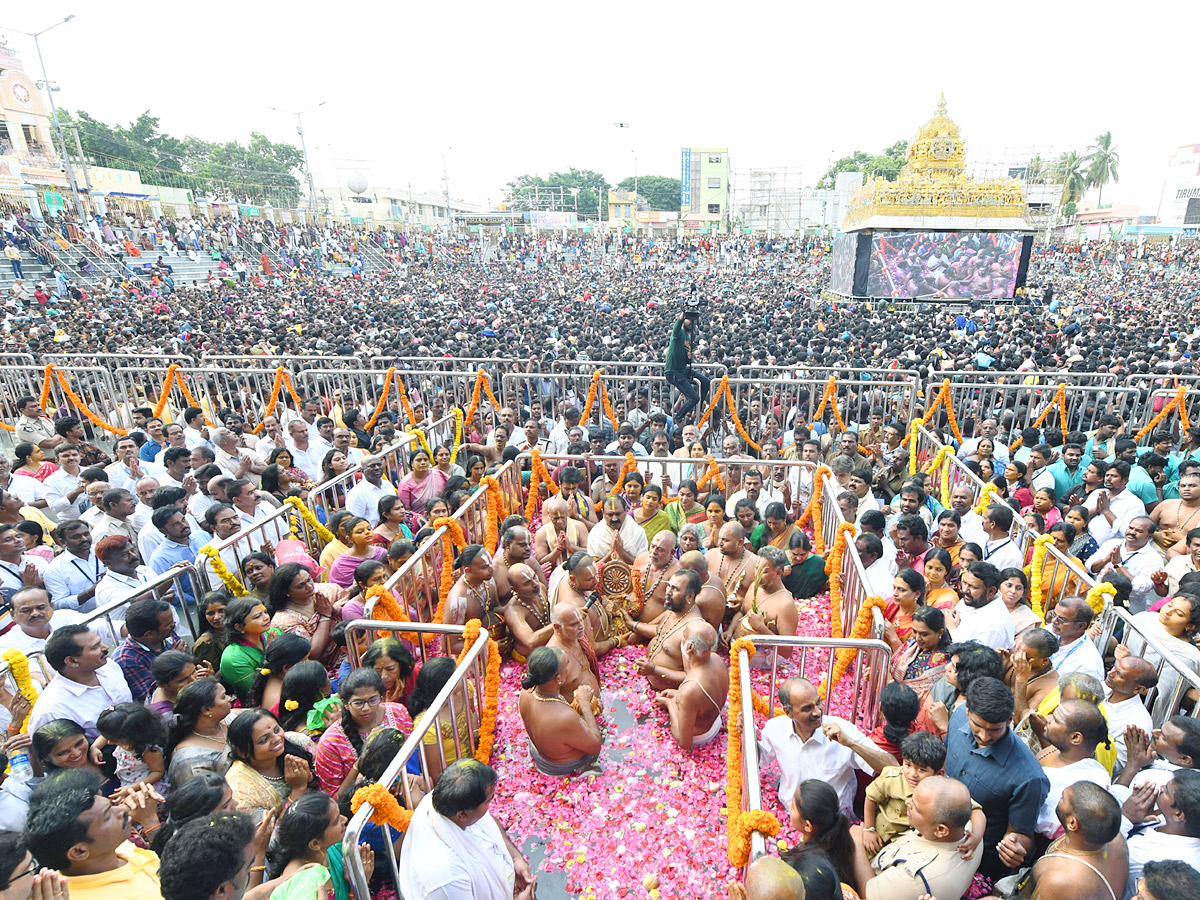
[
  {"x1": 697, "y1": 374, "x2": 729, "y2": 429},
  {"x1": 598, "y1": 378, "x2": 620, "y2": 432},
  {"x1": 1011, "y1": 383, "x2": 1068, "y2": 453},
  {"x1": 432, "y1": 516, "x2": 469, "y2": 627},
  {"x1": 364, "y1": 368, "x2": 397, "y2": 431},
  {"x1": 824, "y1": 522, "x2": 857, "y2": 639},
  {"x1": 462, "y1": 369, "x2": 500, "y2": 431},
  {"x1": 1136, "y1": 385, "x2": 1189, "y2": 441},
  {"x1": 695, "y1": 454, "x2": 726, "y2": 494},
  {"x1": 726, "y1": 636, "x2": 782, "y2": 867},
  {"x1": 523, "y1": 450, "x2": 560, "y2": 520},
  {"x1": 480, "y1": 474, "x2": 503, "y2": 554},
  {"x1": 609, "y1": 451, "x2": 639, "y2": 496},
  {"x1": 454, "y1": 619, "x2": 501, "y2": 764},
  {"x1": 579, "y1": 372, "x2": 601, "y2": 424},
  {"x1": 795, "y1": 466, "x2": 832, "y2": 553},
  {"x1": 53, "y1": 370, "x2": 129, "y2": 436},
  {"x1": 350, "y1": 781, "x2": 413, "y2": 833},
  {"x1": 363, "y1": 584, "x2": 435, "y2": 645},
  {"x1": 817, "y1": 595, "x2": 886, "y2": 702}
]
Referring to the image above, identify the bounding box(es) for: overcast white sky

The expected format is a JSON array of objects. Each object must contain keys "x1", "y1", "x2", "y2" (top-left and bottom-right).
[{"x1": 3, "y1": 1, "x2": 1196, "y2": 215}]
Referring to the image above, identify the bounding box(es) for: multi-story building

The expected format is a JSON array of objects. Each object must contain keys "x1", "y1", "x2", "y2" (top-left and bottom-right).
[{"x1": 680, "y1": 147, "x2": 730, "y2": 232}]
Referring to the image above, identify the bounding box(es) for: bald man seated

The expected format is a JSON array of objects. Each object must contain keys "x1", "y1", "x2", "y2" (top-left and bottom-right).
[
  {"x1": 655, "y1": 621, "x2": 729, "y2": 751},
  {"x1": 678, "y1": 549, "x2": 728, "y2": 630},
  {"x1": 534, "y1": 496, "x2": 589, "y2": 573},
  {"x1": 518, "y1": 645, "x2": 603, "y2": 777},
  {"x1": 864, "y1": 776, "x2": 982, "y2": 900},
  {"x1": 501, "y1": 562, "x2": 553, "y2": 662},
  {"x1": 727, "y1": 854, "x2": 806, "y2": 900}
]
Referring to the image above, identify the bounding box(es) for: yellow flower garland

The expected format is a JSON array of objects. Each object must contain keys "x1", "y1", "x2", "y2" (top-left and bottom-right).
[
  {"x1": 907, "y1": 419, "x2": 924, "y2": 474},
  {"x1": 973, "y1": 482, "x2": 999, "y2": 516},
  {"x1": 1, "y1": 650, "x2": 36, "y2": 732},
  {"x1": 199, "y1": 546, "x2": 249, "y2": 596},
  {"x1": 449, "y1": 408, "x2": 465, "y2": 464},
  {"x1": 284, "y1": 497, "x2": 336, "y2": 544},
  {"x1": 1085, "y1": 581, "x2": 1117, "y2": 616},
  {"x1": 406, "y1": 425, "x2": 433, "y2": 459},
  {"x1": 1026, "y1": 533, "x2": 1056, "y2": 621}
]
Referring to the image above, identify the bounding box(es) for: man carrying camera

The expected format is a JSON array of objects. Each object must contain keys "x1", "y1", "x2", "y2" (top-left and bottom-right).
[{"x1": 665, "y1": 303, "x2": 710, "y2": 423}]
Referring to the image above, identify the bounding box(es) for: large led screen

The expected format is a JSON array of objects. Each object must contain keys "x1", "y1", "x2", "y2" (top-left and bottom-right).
[
  {"x1": 866, "y1": 231, "x2": 1023, "y2": 299},
  {"x1": 829, "y1": 234, "x2": 857, "y2": 296}
]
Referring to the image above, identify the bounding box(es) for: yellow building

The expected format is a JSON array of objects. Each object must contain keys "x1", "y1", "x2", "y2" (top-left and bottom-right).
[{"x1": 607, "y1": 190, "x2": 644, "y2": 228}]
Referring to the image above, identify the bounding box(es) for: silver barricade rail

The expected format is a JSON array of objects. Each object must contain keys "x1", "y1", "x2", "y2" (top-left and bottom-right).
[
  {"x1": 342, "y1": 622, "x2": 489, "y2": 900},
  {"x1": 305, "y1": 433, "x2": 418, "y2": 517},
  {"x1": 730, "y1": 372, "x2": 918, "y2": 432},
  {"x1": 738, "y1": 631, "x2": 893, "y2": 865},
  {"x1": 364, "y1": 461, "x2": 523, "y2": 627},
  {"x1": 81, "y1": 563, "x2": 205, "y2": 643},
  {"x1": 423, "y1": 412, "x2": 457, "y2": 451},
  {"x1": 0, "y1": 365, "x2": 122, "y2": 444},
  {"x1": 0, "y1": 649, "x2": 54, "y2": 685},
  {"x1": 1041, "y1": 543, "x2": 1096, "y2": 613},
  {"x1": 44, "y1": 352, "x2": 194, "y2": 369},
  {"x1": 200, "y1": 354, "x2": 365, "y2": 370},
  {"x1": 371, "y1": 355, "x2": 515, "y2": 373},
  {"x1": 0, "y1": 353, "x2": 36, "y2": 366},
  {"x1": 932, "y1": 375, "x2": 1137, "y2": 439},
  {"x1": 1126, "y1": 375, "x2": 1200, "y2": 433},
  {"x1": 937, "y1": 441, "x2": 1037, "y2": 557},
  {"x1": 1143, "y1": 386, "x2": 1200, "y2": 444},
  {"x1": 1099, "y1": 606, "x2": 1200, "y2": 726},
  {"x1": 913, "y1": 422, "x2": 944, "y2": 471},
  {"x1": 202, "y1": 504, "x2": 326, "y2": 590}
]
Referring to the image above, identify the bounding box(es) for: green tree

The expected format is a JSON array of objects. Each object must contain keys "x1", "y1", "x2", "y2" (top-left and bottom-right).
[
  {"x1": 615, "y1": 175, "x2": 681, "y2": 211},
  {"x1": 817, "y1": 140, "x2": 907, "y2": 189},
  {"x1": 1062, "y1": 200, "x2": 1077, "y2": 220},
  {"x1": 505, "y1": 168, "x2": 610, "y2": 218},
  {"x1": 1085, "y1": 132, "x2": 1120, "y2": 208},
  {"x1": 1053, "y1": 150, "x2": 1089, "y2": 207},
  {"x1": 59, "y1": 108, "x2": 305, "y2": 205}
]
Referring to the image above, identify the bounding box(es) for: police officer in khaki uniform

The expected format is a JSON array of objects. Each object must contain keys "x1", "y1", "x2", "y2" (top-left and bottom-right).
[{"x1": 865, "y1": 776, "x2": 982, "y2": 900}]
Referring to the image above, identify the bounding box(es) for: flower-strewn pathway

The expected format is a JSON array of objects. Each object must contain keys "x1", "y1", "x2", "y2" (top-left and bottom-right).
[{"x1": 486, "y1": 589, "x2": 863, "y2": 899}]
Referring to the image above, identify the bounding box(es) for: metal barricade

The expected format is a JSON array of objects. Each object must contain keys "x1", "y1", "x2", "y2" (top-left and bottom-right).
[
  {"x1": 1098, "y1": 606, "x2": 1200, "y2": 726},
  {"x1": 44, "y1": 353, "x2": 194, "y2": 370},
  {"x1": 1041, "y1": 543, "x2": 1096, "y2": 613},
  {"x1": 0, "y1": 650, "x2": 53, "y2": 685},
  {"x1": 199, "y1": 355, "x2": 365, "y2": 370},
  {"x1": 200, "y1": 504, "x2": 325, "y2": 590},
  {"x1": 365, "y1": 461, "x2": 522, "y2": 626},
  {"x1": 1126, "y1": 375, "x2": 1200, "y2": 434},
  {"x1": 0, "y1": 365, "x2": 121, "y2": 448},
  {"x1": 725, "y1": 376, "x2": 916, "y2": 443},
  {"x1": 109, "y1": 365, "x2": 283, "y2": 430},
  {"x1": 298, "y1": 368, "x2": 483, "y2": 433},
  {"x1": 82, "y1": 564, "x2": 205, "y2": 644},
  {"x1": 423, "y1": 412, "x2": 457, "y2": 451},
  {"x1": 1143, "y1": 386, "x2": 1200, "y2": 444},
  {"x1": 934, "y1": 376, "x2": 1137, "y2": 439},
  {"x1": 738, "y1": 631, "x2": 893, "y2": 865},
  {"x1": 342, "y1": 621, "x2": 489, "y2": 900},
  {"x1": 370, "y1": 355, "x2": 515, "y2": 373}
]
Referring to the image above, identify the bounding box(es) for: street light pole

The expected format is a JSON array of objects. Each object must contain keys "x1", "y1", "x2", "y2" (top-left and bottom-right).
[
  {"x1": 269, "y1": 102, "x2": 324, "y2": 219},
  {"x1": 7, "y1": 16, "x2": 85, "y2": 221}
]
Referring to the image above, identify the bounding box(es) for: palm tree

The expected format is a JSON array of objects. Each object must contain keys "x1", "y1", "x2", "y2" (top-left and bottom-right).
[
  {"x1": 1055, "y1": 151, "x2": 1089, "y2": 207},
  {"x1": 1085, "y1": 132, "x2": 1120, "y2": 208}
]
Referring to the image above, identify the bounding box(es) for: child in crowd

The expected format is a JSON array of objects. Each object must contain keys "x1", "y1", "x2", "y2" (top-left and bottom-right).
[
  {"x1": 95, "y1": 702, "x2": 169, "y2": 794},
  {"x1": 860, "y1": 731, "x2": 946, "y2": 856}
]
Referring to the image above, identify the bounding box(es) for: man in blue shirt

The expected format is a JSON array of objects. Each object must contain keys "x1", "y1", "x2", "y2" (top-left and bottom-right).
[
  {"x1": 139, "y1": 417, "x2": 166, "y2": 462},
  {"x1": 943, "y1": 676, "x2": 1048, "y2": 880},
  {"x1": 147, "y1": 506, "x2": 204, "y2": 604}
]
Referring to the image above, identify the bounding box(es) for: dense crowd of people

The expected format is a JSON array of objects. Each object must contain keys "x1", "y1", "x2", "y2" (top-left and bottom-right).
[{"x1": 0, "y1": 219, "x2": 1198, "y2": 900}]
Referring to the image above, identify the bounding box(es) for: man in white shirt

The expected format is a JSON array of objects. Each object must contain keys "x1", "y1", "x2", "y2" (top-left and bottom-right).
[
  {"x1": 90, "y1": 488, "x2": 140, "y2": 549},
  {"x1": 254, "y1": 415, "x2": 288, "y2": 462},
  {"x1": 758, "y1": 676, "x2": 898, "y2": 815},
  {"x1": 1103, "y1": 656, "x2": 1157, "y2": 769},
  {"x1": 105, "y1": 437, "x2": 165, "y2": 492},
  {"x1": 197, "y1": 504, "x2": 248, "y2": 589},
  {"x1": 0, "y1": 587, "x2": 87, "y2": 655},
  {"x1": 213, "y1": 427, "x2": 264, "y2": 479},
  {"x1": 1087, "y1": 516, "x2": 1165, "y2": 614},
  {"x1": 1124, "y1": 769, "x2": 1200, "y2": 894},
  {"x1": 397, "y1": 761, "x2": 535, "y2": 900},
  {"x1": 1046, "y1": 595, "x2": 1106, "y2": 686},
  {"x1": 1165, "y1": 528, "x2": 1200, "y2": 597},
  {"x1": 514, "y1": 419, "x2": 552, "y2": 457},
  {"x1": 286, "y1": 420, "x2": 325, "y2": 482},
  {"x1": 958, "y1": 419, "x2": 1010, "y2": 466},
  {"x1": 979, "y1": 504, "x2": 1024, "y2": 572},
  {"x1": 92, "y1": 534, "x2": 155, "y2": 614},
  {"x1": 1085, "y1": 460, "x2": 1147, "y2": 545},
  {"x1": 1028, "y1": 444, "x2": 1057, "y2": 494},
  {"x1": 182, "y1": 407, "x2": 213, "y2": 451},
  {"x1": 129, "y1": 474, "x2": 163, "y2": 534},
  {"x1": 549, "y1": 407, "x2": 585, "y2": 455},
  {"x1": 43, "y1": 520, "x2": 104, "y2": 612},
  {"x1": 0, "y1": 523, "x2": 46, "y2": 596},
  {"x1": 332, "y1": 427, "x2": 367, "y2": 466},
  {"x1": 160, "y1": 447, "x2": 194, "y2": 491},
  {"x1": 948, "y1": 484, "x2": 988, "y2": 545},
  {"x1": 227, "y1": 478, "x2": 287, "y2": 545},
  {"x1": 949, "y1": 561, "x2": 1015, "y2": 650},
  {"x1": 44, "y1": 443, "x2": 86, "y2": 521},
  {"x1": 345, "y1": 456, "x2": 397, "y2": 526},
  {"x1": 848, "y1": 468, "x2": 882, "y2": 525},
  {"x1": 152, "y1": 423, "x2": 189, "y2": 467},
  {"x1": 725, "y1": 468, "x2": 783, "y2": 520},
  {"x1": 28, "y1": 623, "x2": 132, "y2": 740},
  {"x1": 605, "y1": 424, "x2": 648, "y2": 458},
  {"x1": 856, "y1": 533, "x2": 897, "y2": 599}
]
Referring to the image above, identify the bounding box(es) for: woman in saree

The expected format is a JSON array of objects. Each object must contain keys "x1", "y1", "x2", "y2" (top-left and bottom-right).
[{"x1": 396, "y1": 447, "x2": 448, "y2": 515}]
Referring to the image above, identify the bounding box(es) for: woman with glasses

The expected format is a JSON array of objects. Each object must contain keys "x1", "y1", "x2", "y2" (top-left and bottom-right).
[{"x1": 313, "y1": 668, "x2": 412, "y2": 797}]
